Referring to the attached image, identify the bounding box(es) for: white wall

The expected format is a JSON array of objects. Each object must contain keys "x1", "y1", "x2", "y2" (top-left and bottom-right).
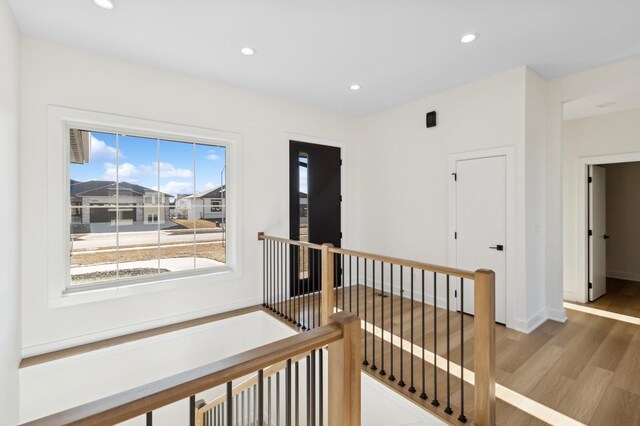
[
  {"x1": 562, "y1": 109, "x2": 640, "y2": 290},
  {"x1": 20, "y1": 38, "x2": 357, "y2": 354},
  {"x1": 352, "y1": 67, "x2": 549, "y2": 332},
  {"x1": 605, "y1": 161, "x2": 640, "y2": 282},
  {"x1": 0, "y1": 0, "x2": 21, "y2": 423},
  {"x1": 548, "y1": 57, "x2": 640, "y2": 303}
]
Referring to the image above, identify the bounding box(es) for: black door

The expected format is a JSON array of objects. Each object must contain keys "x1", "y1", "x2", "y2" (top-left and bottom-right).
[{"x1": 289, "y1": 140, "x2": 341, "y2": 296}]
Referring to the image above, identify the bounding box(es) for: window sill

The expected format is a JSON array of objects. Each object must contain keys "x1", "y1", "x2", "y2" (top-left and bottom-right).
[{"x1": 50, "y1": 266, "x2": 240, "y2": 308}]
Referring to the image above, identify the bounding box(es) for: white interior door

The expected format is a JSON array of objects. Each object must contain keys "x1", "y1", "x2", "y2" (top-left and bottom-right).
[
  {"x1": 455, "y1": 156, "x2": 507, "y2": 324},
  {"x1": 589, "y1": 165, "x2": 607, "y2": 301}
]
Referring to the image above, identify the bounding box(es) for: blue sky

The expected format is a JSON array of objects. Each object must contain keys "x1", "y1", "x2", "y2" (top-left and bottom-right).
[{"x1": 70, "y1": 131, "x2": 226, "y2": 196}]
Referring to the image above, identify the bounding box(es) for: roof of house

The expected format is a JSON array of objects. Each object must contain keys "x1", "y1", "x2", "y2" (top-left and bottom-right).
[
  {"x1": 70, "y1": 180, "x2": 171, "y2": 198},
  {"x1": 194, "y1": 185, "x2": 225, "y2": 199}
]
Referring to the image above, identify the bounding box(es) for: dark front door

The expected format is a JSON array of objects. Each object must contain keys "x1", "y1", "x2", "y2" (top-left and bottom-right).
[{"x1": 289, "y1": 140, "x2": 341, "y2": 296}]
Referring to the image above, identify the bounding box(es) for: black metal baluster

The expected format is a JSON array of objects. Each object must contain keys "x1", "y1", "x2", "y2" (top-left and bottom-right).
[
  {"x1": 295, "y1": 361, "x2": 300, "y2": 426},
  {"x1": 286, "y1": 243, "x2": 291, "y2": 322},
  {"x1": 349, "y1": 255, "x2": 353, "y2": 313},
  {"x1": 280, "y1": 242, "x2": 285, "y2": 317},
  {"x1": 409, "y1": 268, "x2": 416, "y2": 393},
  {"x1": 310, "y1": 351, "x2": 316, "y2": 426},
  {"x1": 380, "y1": 261, "x2": 386, "y2": 376},
  {"x1": 389, "y1": 264, "x2": 396, "y2": 382},
  {"x1": 356, "y1": 256, "x2": 360, "y2": 317},
  {"x1": 342, "y1": 254, "x2": 345, "y2": 310},
  {"x1": 276, "y1": 371, "x2": 281, "y2": 426},
  {"x1": 286, "y1": 359, "x2": 292, "y2": 426},
  {"x1": 313, "y1": 249, "x2": 318, "y2": 329},
  {"x1": 235, "y1": 394, "x2": 239, "y2": 425},
  {"x1": 371, "y1": 260, "x2": 377, "y2": 371},
  {"x1": 363, "y1": 259, "x2": 369, "y2": 366},
  {"x1": 297, "y1": 246, "x2": 301, "y2": 327},
  {"x1": 444, "y1": 275, "x2": 453, "y2": 415},
  {"x1": 458, "y1": 277, "x2": 467, "y2": 423},
  {"x1": 189, "y1": 395, "x2": 196, "y2": 426},
  {"x1": 263, "y1": 238, "x2": 266, "y2": 307},
  {"x1": 146, "y1": 411, "x2": 152, "y2": 426},
  {"x1": 432, "y1": 271, "x2": 440, "y2": 407},
  {"x1": 398, "y1": 266, "x2": 405, "y2": 387},
  {"x1": 226, "y1": 381, "x2": 232, "y2": 426},
  {"x1": 268, "y1": 376, "x2": 272, "y2": 425},
  {"x1": 420, "y1": 270, "x2": 427, "y2": 400},
  {"x1": 258, "y1": 369, "x2": 264, "y2": 425},
  {"x1": 271, "y1": 240, "x2": 276, "y2": 312},
  {"x1": 302, "y1": 247, "x2": 308, "y2": 330},
  {"x1": 319, "y1": 349, "x2": 324, "y2": 426},
  {"x1": 306, "y1": 354, "x2": 311, "y2": 426}
]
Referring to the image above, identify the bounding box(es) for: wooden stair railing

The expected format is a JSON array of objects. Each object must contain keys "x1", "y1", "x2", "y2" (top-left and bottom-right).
[
  {"x1": 21, "y1": 311, "x2": 361, "y2": 426},
  {"x1": 195, "y1": 352, "x2": 307, "y2": 425},
  {"x1": 259, "y1": 232, "x2": 496, "y2": 426}
]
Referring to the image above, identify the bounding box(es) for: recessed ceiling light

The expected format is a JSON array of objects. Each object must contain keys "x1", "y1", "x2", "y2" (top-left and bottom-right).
[
  {"x1": 93, "y1": 0, "x2": 116, "y2": 10},
  {"x1": 349, "y1": 84, "x2": 361, "y2": 91},
  {"x1": 460, "y1": 33, "x2": 478, "y2": 44},
  {"x1": 240, "y1": 47, "x2": 256, "y2": 56},
  {"x1": 597, "y1": 102, "x2": 616, "y2": 108}
]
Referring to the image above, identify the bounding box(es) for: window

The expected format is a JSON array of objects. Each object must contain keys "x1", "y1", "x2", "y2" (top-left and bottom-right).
[{"x1": 69, "y1": 128, "x2": 227, "y2": 287}]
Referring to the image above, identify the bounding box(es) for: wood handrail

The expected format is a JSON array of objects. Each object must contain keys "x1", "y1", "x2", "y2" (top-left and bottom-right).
[
  {"x1": 257, "y1": 232, "x2": 475, "y2": 279},
  {"x1": 258, "y1": 232, "x2": 324, "y2": 250},
  {"x1": 197, "y1": 352, "x2": 308, "y2": 413},
  {"x1": 22, "y1": 323, "x2": 343, "y2": 426},
  {"x1": 328, "y1": 246, "x2": 476, "y2": 280}
]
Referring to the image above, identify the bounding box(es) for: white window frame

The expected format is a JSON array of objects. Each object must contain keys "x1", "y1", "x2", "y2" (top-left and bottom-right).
[{"x1": 47, "y1": 106, "x2": 243, "y2": 307}]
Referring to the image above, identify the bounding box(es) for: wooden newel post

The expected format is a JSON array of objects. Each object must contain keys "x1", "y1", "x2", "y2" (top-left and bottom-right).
[
  {"x1": 473, "y1": 269, "x2": 496, "y2": 426},
  {"x1": 328, "y1": 312, "x2": 361, "y2": 426},
  {"x1": 321, "y1": 243, "x2": 335, "y2": 326}
]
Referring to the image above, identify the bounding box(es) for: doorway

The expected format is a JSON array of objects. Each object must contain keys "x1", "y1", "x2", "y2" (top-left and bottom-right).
[
  {"x1": 450, "y1": 148, "x2": 514, "y2": 325},
  {"x1": 586, "y1": 161, "x2": 640, "y2": 310},
  {"x1": 289, "y1": 140, "x2": 341, "y2": 297}
]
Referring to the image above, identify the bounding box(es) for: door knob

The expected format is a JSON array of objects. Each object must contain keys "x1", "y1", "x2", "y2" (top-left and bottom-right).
[
  {"x1": 489, "y1": 245, "x2": 504, "y2": 251},
  {"x1": 604, "y1": 235, "x2": 611, "y2": 240}
]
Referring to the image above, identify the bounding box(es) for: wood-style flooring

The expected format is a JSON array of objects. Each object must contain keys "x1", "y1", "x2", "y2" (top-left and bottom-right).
[
  {"x1": 571, "y1": 278, "x2": 640, "y2": 318},
  {"x1": 266, "y1": 282, "x2": 640, "y2": 425}
]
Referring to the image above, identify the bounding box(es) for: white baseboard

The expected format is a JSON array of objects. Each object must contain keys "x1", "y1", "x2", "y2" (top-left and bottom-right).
[
  {"x1": 21, "y1": 297, "x2": 263, "y2": 358},
  {"x1": 607, "y1": 270, "x2": 640, "y2": 283}
]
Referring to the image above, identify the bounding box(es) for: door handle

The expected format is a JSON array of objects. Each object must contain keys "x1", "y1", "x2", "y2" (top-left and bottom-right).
[
  {"x1": 489, "y1": 245, "x2": 504, "y2": 251},
  {"x1": 604, "y1": 235, "x2": 611, "y2": 240}
]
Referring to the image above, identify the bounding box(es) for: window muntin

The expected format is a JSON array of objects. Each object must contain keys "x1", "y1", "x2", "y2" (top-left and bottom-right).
[{"x1": 69, "y1": 129, "x2": 227, "y2": 287}]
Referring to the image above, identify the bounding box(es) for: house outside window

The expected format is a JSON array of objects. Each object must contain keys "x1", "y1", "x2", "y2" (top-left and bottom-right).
[{"x1": 68, "y1": 128, "x2": 227, "y2": 287}]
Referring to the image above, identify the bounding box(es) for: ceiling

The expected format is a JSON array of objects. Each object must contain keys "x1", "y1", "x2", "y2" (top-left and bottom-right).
[
  {"x1": 563, "y1": 85, "x2": 640, "y2": 121},
  {"x1": 9, "y1": 0, "x2": 640, "y2": 116}
]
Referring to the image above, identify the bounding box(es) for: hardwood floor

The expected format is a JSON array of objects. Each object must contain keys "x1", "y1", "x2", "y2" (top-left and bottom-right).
[
  {"x1": 267, "y1": 283, "x2": 640, "y2": 425},
  {"x1": 571, "y1": 277, "x2": 640, "y2": 318}
]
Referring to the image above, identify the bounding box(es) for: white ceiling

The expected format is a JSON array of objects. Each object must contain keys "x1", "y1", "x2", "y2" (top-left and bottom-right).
[
  {"x1": 9, "y1": 0, "x2": 640, "y2": 116},
  {"x1": 563, "y1": 85, "x2": 640, "y2": 121}
]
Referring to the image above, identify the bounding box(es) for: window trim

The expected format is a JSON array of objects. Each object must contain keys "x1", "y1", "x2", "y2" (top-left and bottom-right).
[{"x1": 47, "y1": 106, "x2": 243, "y2": 307}]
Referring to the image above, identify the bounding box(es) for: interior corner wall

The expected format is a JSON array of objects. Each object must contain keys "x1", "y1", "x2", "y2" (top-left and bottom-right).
[
  {"x1": 605, "y1": 161, "x2": 640, "y2": 282},
  {"x1": 547, "y1": 56, "x2": 640, "y2": 304},
  {"x1": 562, "y1": 109, "x2": 640, "y2": 294},
  {"x1": 524, "y1": 68, "x2": 549, "y2": 326},
  {"x1": 0, "y1": 0, "x2": 21, "y2": 423},
  {"x1": 20, "y1": 37, "x2": 357, "y2": 353},
  {"x1": 353, "y1": 67, "x2": 546, "y2": 332}
]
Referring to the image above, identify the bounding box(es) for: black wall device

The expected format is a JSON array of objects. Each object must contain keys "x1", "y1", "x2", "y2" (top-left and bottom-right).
[{"x1": 426, "y1": 111, "x2": 437, "y2": 128}]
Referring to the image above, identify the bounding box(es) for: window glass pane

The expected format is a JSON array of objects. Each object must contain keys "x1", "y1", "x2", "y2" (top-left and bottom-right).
[
  {"x1": 70, "y1": 207, "x2": 118, "y2": 285},
  {"x1": 194, "y1": 143, "x2": 226, "y2": 267},
  {"x1": 159, "y1": 140, "x2": 196, "y2": 273},
  {"x1": 70, "y1": 130, "x2": 118, "y2": 206},
  {"x1": 68, "y1": 128, "x2": 227, "y2": 287},
  {"x1": 114, "y1": 134, "x2": 160, "y2": 279}
]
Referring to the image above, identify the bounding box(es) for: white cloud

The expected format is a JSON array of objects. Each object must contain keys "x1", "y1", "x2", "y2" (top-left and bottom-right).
[
  {"x1": 160, "y1": 181, "x2": 194, "y2": 196},
  {"x1": 158, "y1": 162, "x2": 193, "y2": 178},
  {"x1": 207, "y1": 153, "x2": 219, "y2": 161},
  {"x1": 90, "y1": 135, "x2": 117, "y2": 161},
  {"x1": 103, "y1": 162, "x2": 140, "y2": 181}
]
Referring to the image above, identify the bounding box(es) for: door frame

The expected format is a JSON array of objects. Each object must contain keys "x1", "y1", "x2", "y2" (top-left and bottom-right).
[
  {"x1": 448, "y1": 146, "x2": 516, "y2": 329},
  {"x1": 575, "y1": 151, "x2": 640, "y2": 303},
  {"x1": 282, "y1": 132, "x2": 349, "y2": 247}
]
